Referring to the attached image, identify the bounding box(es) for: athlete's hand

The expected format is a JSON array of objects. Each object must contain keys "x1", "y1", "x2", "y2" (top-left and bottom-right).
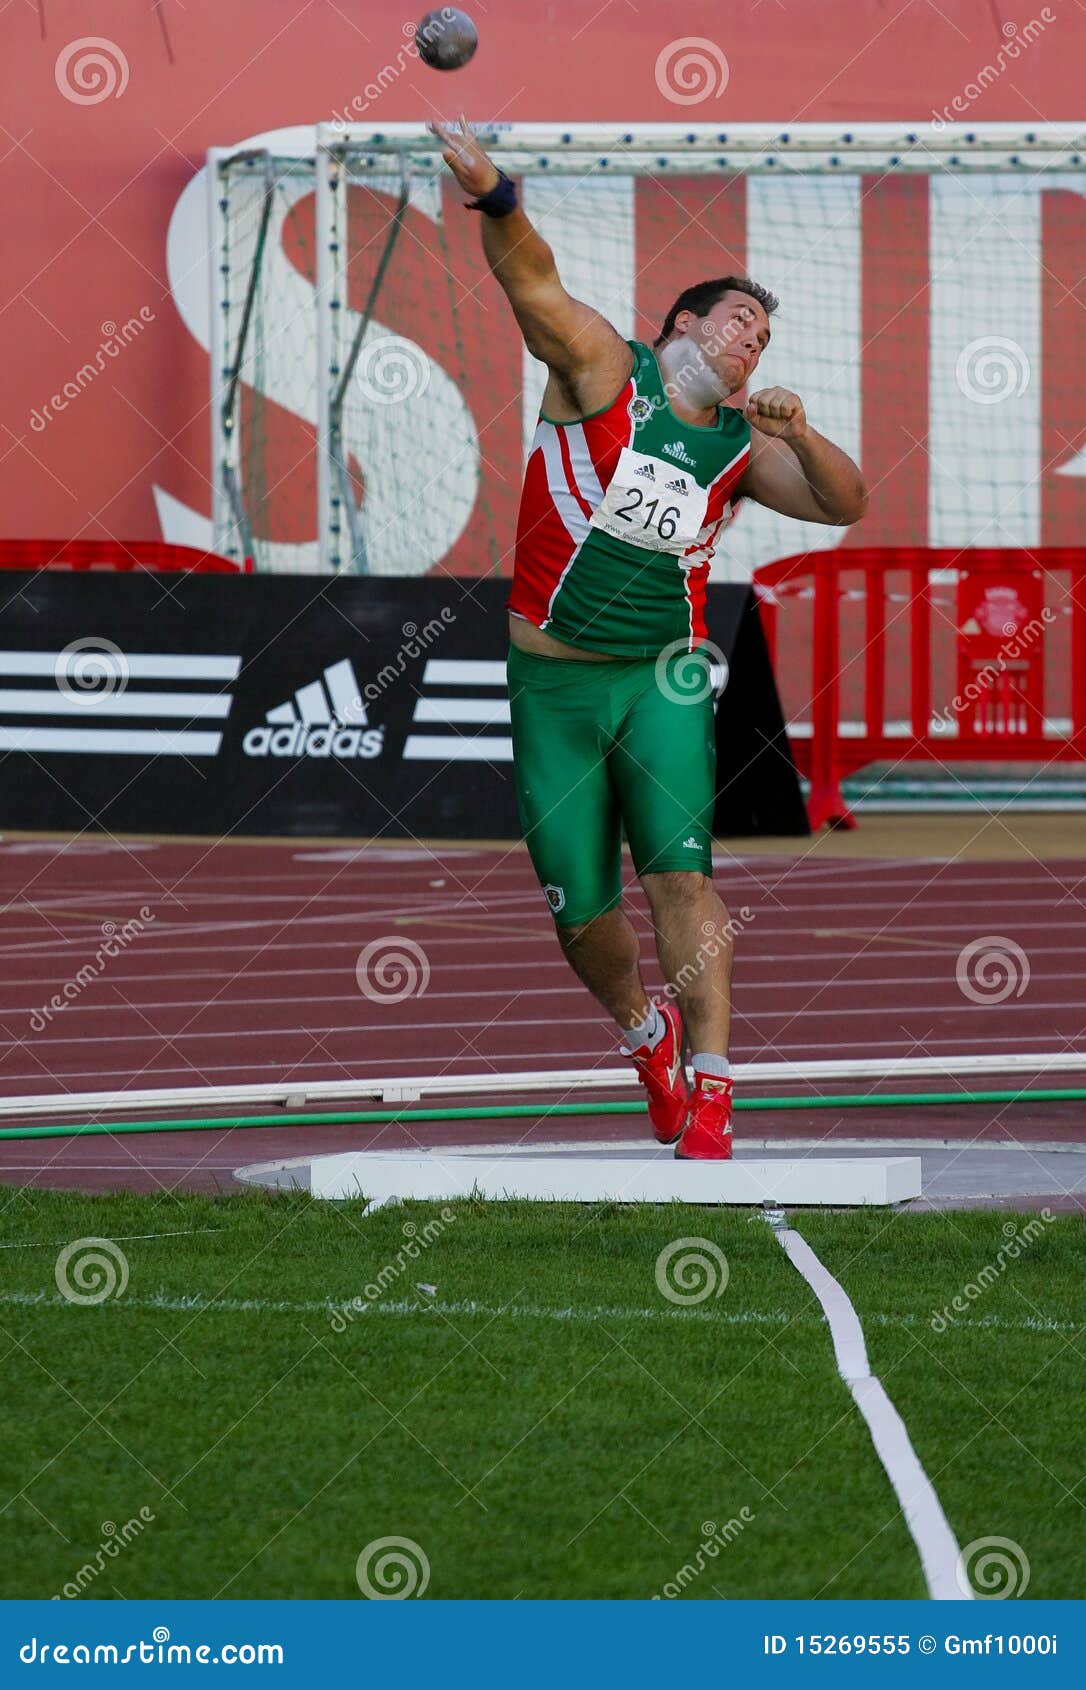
[
  {"x1": 745, "y1": 386, "x2": 807, "y2": 441},
  {"x1": 429, "y1": 114, "x2": 501, "y2": 200}
]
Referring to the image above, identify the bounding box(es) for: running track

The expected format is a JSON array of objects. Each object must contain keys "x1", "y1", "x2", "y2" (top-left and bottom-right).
[{"x1": 0, "y1": 836, "x2": 1084, "y2": 1194}]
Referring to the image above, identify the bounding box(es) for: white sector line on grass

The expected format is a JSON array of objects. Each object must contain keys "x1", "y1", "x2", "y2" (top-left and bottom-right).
[
  {"x1": 775, "y1": 1225, "x2": 970, "y2": 1602},
  {"x1": 0, "y1": 1290, "x2": 1078, "y2": 1336}
]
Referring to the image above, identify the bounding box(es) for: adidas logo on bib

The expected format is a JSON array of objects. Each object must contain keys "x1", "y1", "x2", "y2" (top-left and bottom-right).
[
  {"x1": 634, "y1": 462, "x2": 656, "y2": 481},
  {"x1": 662, "y1": 439, "x2": 698, "y2": 467},
  {"x1": 664, "y1": 476, "x2": 690, "y2": 494}
]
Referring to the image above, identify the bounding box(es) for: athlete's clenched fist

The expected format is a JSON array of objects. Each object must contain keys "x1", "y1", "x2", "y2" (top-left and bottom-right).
[{"x1": 745, "y1": 386, "x2": 807, "y2": 441}]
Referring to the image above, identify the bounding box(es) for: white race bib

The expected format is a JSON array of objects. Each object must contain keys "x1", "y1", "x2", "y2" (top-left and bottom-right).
[{"x1": 588, "y1": 446, "x2": 708, "y2": 556}]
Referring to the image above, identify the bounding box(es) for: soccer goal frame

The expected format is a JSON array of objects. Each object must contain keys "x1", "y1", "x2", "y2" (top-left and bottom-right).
[{"x1": 209, "y1": 122, "x2": 1086, "y2": 574}]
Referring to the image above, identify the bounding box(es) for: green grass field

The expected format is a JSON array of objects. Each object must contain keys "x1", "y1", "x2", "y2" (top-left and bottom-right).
[{"x1": 0, "y1": 1188, "x2": 1082, "y2": 1600}]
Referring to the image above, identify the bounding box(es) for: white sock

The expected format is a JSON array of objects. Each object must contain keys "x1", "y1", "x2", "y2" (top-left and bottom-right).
[
  {"x1": 623, "y1": 1003, "x2": 665, "y2": 1053},
  {"x1": 692, "y1": 1052, "x2": 730, "y2": 1081}
]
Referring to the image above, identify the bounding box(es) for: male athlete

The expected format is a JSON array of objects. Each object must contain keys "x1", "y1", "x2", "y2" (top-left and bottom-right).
[{"x1": 433, "y1": 118, "x2": 867, "y2": 1159}]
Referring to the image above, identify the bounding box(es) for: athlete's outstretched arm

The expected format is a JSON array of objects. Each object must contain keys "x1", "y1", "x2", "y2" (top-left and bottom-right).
[
  {"x1": 430, "y1": 116, "x2": 631, "y2": 399},
  {"x1": 739, "y1": 386, "x2": 868, "y2": 525}
]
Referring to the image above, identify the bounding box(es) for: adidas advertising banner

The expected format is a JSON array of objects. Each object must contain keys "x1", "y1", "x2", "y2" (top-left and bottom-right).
[{"x1": 0, "y1": 573, "x2": 805, "y2": 838}]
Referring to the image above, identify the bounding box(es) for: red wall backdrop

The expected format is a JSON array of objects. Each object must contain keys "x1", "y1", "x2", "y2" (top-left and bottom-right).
[{"x1": 3, "y1": 0, "x2": 1084, "y2": 551}]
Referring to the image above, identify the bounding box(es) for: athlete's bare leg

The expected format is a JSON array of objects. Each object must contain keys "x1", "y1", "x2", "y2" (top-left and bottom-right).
[
  {"x1": 557, "y1": 908, "x2": 652, "y2": 1035},
  {"x1": 640, "y1": 871, "x2": 732, "y2": 1054}
]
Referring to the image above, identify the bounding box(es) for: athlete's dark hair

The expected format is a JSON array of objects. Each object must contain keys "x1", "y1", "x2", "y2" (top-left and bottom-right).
[{"x1": 653, "y1": 276, "x2": 779, "y2": 347}]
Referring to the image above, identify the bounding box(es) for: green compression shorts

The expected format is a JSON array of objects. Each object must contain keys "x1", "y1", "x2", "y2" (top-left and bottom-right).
[{"x1": 507, "y1": 643, "x2": 717, "y2": 926}]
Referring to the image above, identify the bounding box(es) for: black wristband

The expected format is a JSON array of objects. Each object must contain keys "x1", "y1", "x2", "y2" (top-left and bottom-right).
[{"x1": 466, "y1": 170, "x2": 518, "y2": 217}]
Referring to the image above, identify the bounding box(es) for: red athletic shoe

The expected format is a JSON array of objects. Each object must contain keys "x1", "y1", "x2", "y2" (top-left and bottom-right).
[
  {"x1": 674, "y1": 1074, "x2": 734, "y2": 1160},
  {"x1": 623, "y1": 1003, "x2": 688, "y2": 1145}
]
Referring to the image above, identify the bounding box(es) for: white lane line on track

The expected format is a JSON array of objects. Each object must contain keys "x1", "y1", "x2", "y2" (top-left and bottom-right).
[
  {"x1": 1, "y1": 1005, "x2": 1080, "y2": 1053},
  {"x1": 5, "y1": 879, "x2": 1083, "y2": 922},
  {"x1": 775, "y1": 1225, "x2": 968, "y2": 1602},
  {"x1": 4, "y1": 900, "x2": 1085, "y2": 946},
  {"x1": 5, "y1": 976, "x2": 1086, "y2": 1021},
  {"x1": 6, "y1": 1032, "x2": 1086, "y2": 1088},
  {"x1": 0, "y1": 1290, "x2": 1078, "y2": 1338},
  {"x1": 4, "y1": 1014, "x2": 1080, "y2": 1068},
  {"x1": 4, "y1": 863, "x2": 1081, "y2": 889},
  {"x1": 3, "y1": 893, "x2": 1085, "y2": 947},
  {"x1": 6, "y1": 941, "x2": 1086, "y2": 981}
]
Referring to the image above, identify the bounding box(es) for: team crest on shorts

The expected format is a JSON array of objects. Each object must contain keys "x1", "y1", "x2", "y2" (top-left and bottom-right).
[
  {"x1": 543, "y1": 883, "x2": 566, "y2": 914},
  {"x1": 627, "y1": 395, "x2": 653, "y2": 423}
]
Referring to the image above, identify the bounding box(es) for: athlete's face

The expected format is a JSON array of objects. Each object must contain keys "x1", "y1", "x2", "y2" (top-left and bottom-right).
[{"x1": 678, "y1": 292, "x2": 771, "y2": 394}]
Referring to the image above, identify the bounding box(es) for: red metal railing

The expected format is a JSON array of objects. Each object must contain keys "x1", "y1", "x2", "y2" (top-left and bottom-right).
[
  {"x1": 754, "y1": 546, "x2": 1086, "y2": 831},
  {"x1": 0, "y1": 540, "x2": 250, "y2": 574}
]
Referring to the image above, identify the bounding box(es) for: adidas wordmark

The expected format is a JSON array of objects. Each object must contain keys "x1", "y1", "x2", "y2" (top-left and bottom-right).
[{"x1": 243, "y1": 658, "x2": 384, "y2": 759}]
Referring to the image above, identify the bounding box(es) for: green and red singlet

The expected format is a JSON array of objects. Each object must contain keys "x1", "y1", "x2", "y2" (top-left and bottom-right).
[{"x1": 509, "y1": 340, "x2": 752, "y2": 657}]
